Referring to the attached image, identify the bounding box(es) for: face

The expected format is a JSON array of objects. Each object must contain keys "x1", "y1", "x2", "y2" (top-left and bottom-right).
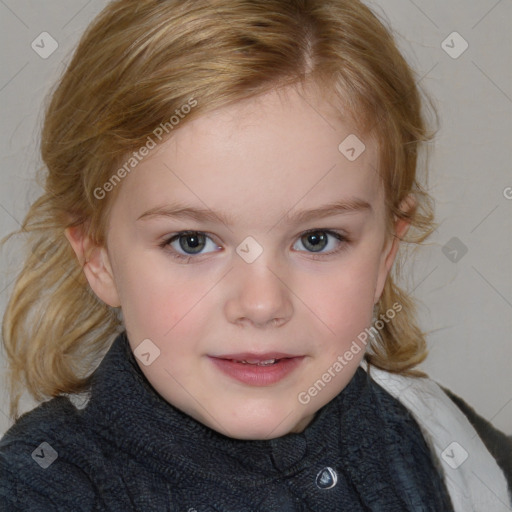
[{"x1": 76, "y1": 84, "x2": 407, "y2": 440}]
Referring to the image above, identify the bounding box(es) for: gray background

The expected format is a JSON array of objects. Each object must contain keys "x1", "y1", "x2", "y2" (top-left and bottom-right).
[{"x1": 0, "y1": 0, "x2": 511, "y2": 437}]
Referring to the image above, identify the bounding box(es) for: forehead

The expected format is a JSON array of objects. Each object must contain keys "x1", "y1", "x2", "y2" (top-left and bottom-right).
[{"x1": 110, "y1": 85, "x2": 383, "y2": 228}]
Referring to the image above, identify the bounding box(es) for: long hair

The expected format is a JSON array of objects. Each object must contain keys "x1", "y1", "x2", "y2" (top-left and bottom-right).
[{"x1": 1, "y1": 0, "x2": 437, "y2": 420}]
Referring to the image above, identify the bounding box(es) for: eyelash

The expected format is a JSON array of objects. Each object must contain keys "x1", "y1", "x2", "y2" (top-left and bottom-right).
[{"x1": 159, "y1": 229, "x2": 350, "y2": 263}]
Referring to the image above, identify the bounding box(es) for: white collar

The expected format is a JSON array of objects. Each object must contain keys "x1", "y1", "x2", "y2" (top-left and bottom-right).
[{"x1": 360, "y1": 360, "x2": 511, "y2": 511}]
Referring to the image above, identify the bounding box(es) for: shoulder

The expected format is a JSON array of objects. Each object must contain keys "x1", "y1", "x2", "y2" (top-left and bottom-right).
[
  {"x1": 367, "y1": 362, "x2": 512, "y2": 505},
  {"x1": 439, "y1": 385, "x2": 512, "y2": 493},
  {"x1": 0, "y1": 396, "x2": 102, "y2": 511}
]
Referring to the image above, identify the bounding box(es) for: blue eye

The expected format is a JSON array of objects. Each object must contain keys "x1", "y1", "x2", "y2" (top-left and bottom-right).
[
  {"x1": 294, "y1": 229, "x2": 347, "y2": 254},
  {"x1": 162, "y1": 231, "x2": 221, "y2": 262},
  {"x1": 161, "y1": 229, "x2": 349, "y2": 263}
]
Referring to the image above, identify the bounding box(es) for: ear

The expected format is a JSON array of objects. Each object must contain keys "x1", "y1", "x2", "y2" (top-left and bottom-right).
[
  {"x1": 64, "y1": 224, "x2": 121, "y2": 307},
  {"x1": 373, "y1": 194, "x2": 416, "y2": 304}
]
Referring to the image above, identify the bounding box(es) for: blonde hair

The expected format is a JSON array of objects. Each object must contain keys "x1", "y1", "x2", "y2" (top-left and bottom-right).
[{"x1": 2, "y1": 0, "x2": 437, "y2": 420}]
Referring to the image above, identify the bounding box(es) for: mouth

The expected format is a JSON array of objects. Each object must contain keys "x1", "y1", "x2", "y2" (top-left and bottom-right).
[
  {"x1": 208, "y1": 353, "x2": 305, "y2": 386},
  {"x1": 234, "y1": 358, "x2": 280, "y2": 366}
]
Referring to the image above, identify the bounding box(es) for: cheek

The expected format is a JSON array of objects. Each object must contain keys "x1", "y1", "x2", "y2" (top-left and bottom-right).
[
  {"x1": 115, "y1": 253, "x2": 206, "y2": 339},
  {"x1": 298, "y1": 257, "x2": 381, "y2": 361},
  {"x1": 306, "y1": 256, "x2": 380, "y2": 320}
]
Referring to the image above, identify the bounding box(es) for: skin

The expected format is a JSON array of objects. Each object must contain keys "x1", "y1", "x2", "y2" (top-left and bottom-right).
[{"x1": 65, "y1": 84, "x2": 412, "y2": 440}]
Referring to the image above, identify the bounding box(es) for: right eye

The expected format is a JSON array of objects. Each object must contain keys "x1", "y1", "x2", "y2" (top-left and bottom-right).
[{"x1": 161, "y1": 231, "x2": 222, "y2": 262}]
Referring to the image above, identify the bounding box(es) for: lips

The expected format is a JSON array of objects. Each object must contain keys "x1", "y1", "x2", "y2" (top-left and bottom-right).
[{"x1": 208, "y1": 352, "x2": 304, "y2": 386}]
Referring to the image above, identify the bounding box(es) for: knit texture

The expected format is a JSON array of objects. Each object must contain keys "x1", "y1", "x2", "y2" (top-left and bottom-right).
[{"x1": 1, "y1": 331, "x2": 456, "y2": 511}]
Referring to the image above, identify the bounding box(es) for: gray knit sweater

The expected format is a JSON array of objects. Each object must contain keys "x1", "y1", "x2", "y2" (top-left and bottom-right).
[{"x1": 1, "y1": 331, "x2": 510, "y2": 511}]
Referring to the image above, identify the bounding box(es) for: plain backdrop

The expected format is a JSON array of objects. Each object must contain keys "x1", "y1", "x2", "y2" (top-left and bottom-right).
[{"x1": 0, "y1": 0, "x2": 511, "y2": 437}]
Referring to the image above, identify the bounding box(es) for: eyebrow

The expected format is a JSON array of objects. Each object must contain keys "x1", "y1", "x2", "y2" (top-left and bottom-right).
[{"x1": 136, "y1": 198, "x2": 372, "y2": 226}]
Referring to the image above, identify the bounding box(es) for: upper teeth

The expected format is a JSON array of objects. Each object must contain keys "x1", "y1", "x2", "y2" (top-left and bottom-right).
[{"x1": 238, "y1": 359, "x2": 277, "y2": 366}]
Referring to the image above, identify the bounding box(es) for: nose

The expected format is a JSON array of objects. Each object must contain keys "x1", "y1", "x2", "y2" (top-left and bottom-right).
[{"x1": 224, "y1": 256, "x2": 293, "y2": 329}]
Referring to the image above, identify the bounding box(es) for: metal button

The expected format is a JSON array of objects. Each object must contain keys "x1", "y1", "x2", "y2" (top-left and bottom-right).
[{"x1": 316, "y1": 466, "x2": 338, "y2": 489}]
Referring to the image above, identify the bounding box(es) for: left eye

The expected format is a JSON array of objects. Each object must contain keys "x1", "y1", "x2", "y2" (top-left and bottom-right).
[{"x1": 293, "y1": 229, "x2": 346, "y2": 254}]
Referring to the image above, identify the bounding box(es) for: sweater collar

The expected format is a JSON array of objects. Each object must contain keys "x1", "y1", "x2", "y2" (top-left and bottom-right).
[{"x1": 82, "y1": 331, "x2": 370, "y2": 481}]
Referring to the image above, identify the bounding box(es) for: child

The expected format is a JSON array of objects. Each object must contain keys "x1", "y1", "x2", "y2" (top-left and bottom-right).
[{"x1": 0, "y1": 0, "x2": 510, "y2": 510}]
